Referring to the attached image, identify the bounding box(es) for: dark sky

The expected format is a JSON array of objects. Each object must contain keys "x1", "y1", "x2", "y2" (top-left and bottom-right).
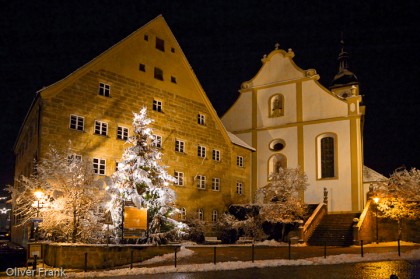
[{"x1": 1, "y1": 0, "x2": 419, "y2": 187}]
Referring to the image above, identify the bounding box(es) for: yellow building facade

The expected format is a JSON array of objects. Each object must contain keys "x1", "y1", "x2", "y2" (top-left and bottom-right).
[
  {"x1": 222, "y1": 46, "x2": 366, "y2": 212},
  {"x1": 13, "y1": 16, "x2": 253, "y2": 234}
]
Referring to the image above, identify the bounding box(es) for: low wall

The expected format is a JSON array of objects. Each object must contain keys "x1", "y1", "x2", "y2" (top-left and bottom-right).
[
  {"x1": 354, "y1": 200, "x2": 420, "y2": 245},
  {"x1": 42, "y1": 243, "x2": 176, "y2": 270}
]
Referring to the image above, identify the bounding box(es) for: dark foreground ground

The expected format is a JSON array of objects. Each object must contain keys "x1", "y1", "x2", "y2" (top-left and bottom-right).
[{"x1": 101, "y1": 260, "x2": 420, "y2": 279}]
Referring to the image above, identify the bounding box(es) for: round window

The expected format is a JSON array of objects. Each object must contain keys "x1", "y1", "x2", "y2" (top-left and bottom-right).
[{"x1": 269, "y1": 139, "x2": 285, "y2": 151}]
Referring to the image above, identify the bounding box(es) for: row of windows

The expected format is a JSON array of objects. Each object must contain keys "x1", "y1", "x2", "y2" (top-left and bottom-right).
[
  {"x1": 172, "y1": 172, "x2": 244, "y2": 194},
  {"x1": 178, "y1": 208, "x2": 219, "y2": 222},
  {"x1": 98, "y1": 83, "x2": 207, "y2": 128},
  {"x1": 153, "y1": 99, "x2": 207, "y2": 126},
  {"x1": 70, "y1": 115, "x2": 129, "y2": 140},
  {"x1": 139, "y1": 65, "x2": 177, "y2": 83},
  {"x1": 76, "y1": 155, "x2": 245, "y2": 193},
  {"x1": 70, "y1": 115, "x2": 245, "y2": 167},
  {"x1": 144, "y1": 34, "x2": 175, "y2": 54}
]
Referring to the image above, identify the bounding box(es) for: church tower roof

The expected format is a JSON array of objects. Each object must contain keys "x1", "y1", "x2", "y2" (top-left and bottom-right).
[{"x1": 330, "y1": 39, "x2": 358, "y2": 89}]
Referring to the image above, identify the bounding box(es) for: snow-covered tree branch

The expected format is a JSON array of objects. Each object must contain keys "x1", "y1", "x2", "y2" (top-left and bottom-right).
[
  {"x1": 108, "y1": 108, "x2": 186, "y2": 243},
  {"x1": 375, "y1": 167, "x2": 420, "y2": 237},
  {"x1": 8, "y1": 143, "x2": 107, "y2": 243}
]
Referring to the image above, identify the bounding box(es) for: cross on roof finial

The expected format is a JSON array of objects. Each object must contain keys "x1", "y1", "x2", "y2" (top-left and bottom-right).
[{"x1": 275, "y1": 43, "x2": 280, "y2": 50}]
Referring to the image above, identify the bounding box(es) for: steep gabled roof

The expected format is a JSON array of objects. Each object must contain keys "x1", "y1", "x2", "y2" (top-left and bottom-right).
[{"x1": 23, "y1": 15, "x2": 245, "y2": 149}]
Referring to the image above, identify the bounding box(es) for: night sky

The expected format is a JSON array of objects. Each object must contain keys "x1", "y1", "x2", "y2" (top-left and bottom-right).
[{"x1": 1, "y1": 0, "x2": 419, "y2": 187}]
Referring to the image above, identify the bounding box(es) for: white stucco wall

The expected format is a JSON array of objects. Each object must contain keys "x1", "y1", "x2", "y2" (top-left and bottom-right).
[
  {"x1": 256, "y1": 127, "x2": 298, "y2": 187},
  {"x1": 302, "y1": 80, "x2": 348, "y2": 121},
  {"x1": 251, "y1": 52, "x2": 304, "y2": 86},
  {"x1": 256, "y1": 84, "x2": 297, "y2": 128},
  {"x1": 303, "y1": 120, "x2": 352, "y2": 212},
  {"x1": 221, "y1": 92, "x2": 252, "y2": 132}
]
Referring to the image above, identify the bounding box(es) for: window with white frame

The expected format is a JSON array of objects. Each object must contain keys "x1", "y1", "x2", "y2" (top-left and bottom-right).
[
  {"x1": 212, "y1": 149, "x2": 220, "y2": 161},
  {"x1": 94, "y1": 120, "x2": 108, "y2": 136},
  {"x1": 197, "y1": 113, "x2": 205, "y2": 125},
  {"x1": 175, "y1": 140, "x2": 185, "y2": 153},
  {"x1": 180, "y1": 207, "x2": 186, "y2": 221},
  {"x1": 212, "y1": 178, "x2": 220, "y2": 191},
  {"x1": 93, "y1": 158, "x2": 106, "y2": 175},
  {"x1": 152, "y1": 135, "x2": 162, "y2": 148},
  {"x1": 237, "y1": 156, "x2": 244, "y2": 167},
  {"x1": 98, "y1": 82, "x2": 111, "y2": 97},
  {"x1": 198, "y1": 208, "x2": 204, "y2": 221},
  {"x1": 67, "y1": 154, "x2": 82, "y2": 164},
  {"x1": 117, "y1": 126, "x2": 129, "y2": 141},
  {"x1": 153, "y1": 99, "x2": 162, "y2": 112},
  {"x1": 197, "y1": 175, "x2": 206, "y2": 189},
  {"x1": 69, "y1": 115, "x2": 84, "y2": 131},
  {"x1": 198, "y1": 145, "x2": 206, "y2": 158},
  {"x1": 236, "y1": 181, "x2": 243, "y2": 195},
  {"x1": 212, "y1": 209, "x2": 218, "y2": 222},
  {"x1": 174, "y1": 171, "x2": 184, "y2": 186}
]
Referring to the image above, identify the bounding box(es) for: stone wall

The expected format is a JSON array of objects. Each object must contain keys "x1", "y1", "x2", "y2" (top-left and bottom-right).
[
  {"x1": 42, "y1": 243, "x2": 175, "y2": 270},
  {"x1": 355, "y1": 202, "x2": 419, "y2": 244},
  {"x1": 37, "y1": 68, "x2": 251, "y2": 221}
]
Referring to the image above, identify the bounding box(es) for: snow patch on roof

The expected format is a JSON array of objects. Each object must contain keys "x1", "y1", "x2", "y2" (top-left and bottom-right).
[
  {"x1": 227, "y1": 132, "x2": 255, "y2": 151},
  {"x1": 363, "y1": 165, "x2": 388, "y2": 183}
]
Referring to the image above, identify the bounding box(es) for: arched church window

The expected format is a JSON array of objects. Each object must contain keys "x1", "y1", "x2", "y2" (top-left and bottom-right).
[
  {"x1": 316, "y1": 133, "x2": 337, "y2": 179},
  {"x1": 269, "y1": 94, "x2": 284, "y2": 117},
  {"x1": 268, "y1": 154, "x2": 287, "y2": 179},
  {"x1": 269, "y1": 139, "x2": 286, "y2": 151}
]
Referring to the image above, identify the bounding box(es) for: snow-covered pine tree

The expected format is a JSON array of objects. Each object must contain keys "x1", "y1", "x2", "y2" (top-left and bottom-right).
[
  {"x1": 109, "y1": 107, "x2": 185, "y2": 243},
  {"x1": 8, "y1": 143, "x2": 107, "y2": 243}
]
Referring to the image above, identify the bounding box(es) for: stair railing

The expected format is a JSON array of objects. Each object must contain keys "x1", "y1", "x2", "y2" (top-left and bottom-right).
[
  {"x1": 299, "y1": 202, "x2": 327, "y2": 243},
  {"x1": 353, "y1": 199, "x2": 373, "y2": 245}
]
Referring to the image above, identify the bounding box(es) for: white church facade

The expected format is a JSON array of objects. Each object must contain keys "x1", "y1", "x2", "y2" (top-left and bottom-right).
[{"x1": 222, "y1": 44, "x2": 366, "y2": 212}]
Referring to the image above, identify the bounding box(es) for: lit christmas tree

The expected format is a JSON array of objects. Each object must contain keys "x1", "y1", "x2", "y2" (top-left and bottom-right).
[{"x1": 108, "y1": 107, "x2": 186, "y2": 243}]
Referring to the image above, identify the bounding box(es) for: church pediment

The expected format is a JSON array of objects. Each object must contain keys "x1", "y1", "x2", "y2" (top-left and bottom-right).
[{"x1": 241, "y1": 47, "x2": 307, "y2": 89}]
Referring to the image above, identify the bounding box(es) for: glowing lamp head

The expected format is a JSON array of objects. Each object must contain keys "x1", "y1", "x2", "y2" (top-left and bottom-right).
[
  {"x1": 373, "y1": 197, "x2": 379, "y2": 204},
  {"x1": 34, "y1": 189, "x2": 44, "y2": 199}
]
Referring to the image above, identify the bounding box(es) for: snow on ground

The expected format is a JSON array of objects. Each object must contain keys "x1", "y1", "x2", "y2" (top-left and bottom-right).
[
  {"x1": 141, "y1": 246, "x2": 195, "y2": 265},
  {"x1": 67, "y1": 247, "x2": 420, "y2": 278},
  {"x1": 352, "y1": 241, "x2": 418, "y2": 247}
]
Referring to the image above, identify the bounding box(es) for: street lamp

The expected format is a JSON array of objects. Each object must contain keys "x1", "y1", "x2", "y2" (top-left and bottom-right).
[
  {"x1": 34, "y1": 189, "x2": 44, "y2": 217},
  {"x1": 33, "y1": 189, "x2": 44, "y2": 241},
  {"x1": 373, "y1": 197, "x2": 380, "y2": 244}
]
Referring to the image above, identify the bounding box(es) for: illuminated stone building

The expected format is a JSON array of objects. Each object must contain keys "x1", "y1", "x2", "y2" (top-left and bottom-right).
[
  {"x1": 222, "y1": 44, "x2": 366, "y2": 212},
  {"x1": 13, "y1": 15, "x2": 253, "y2": 242}
]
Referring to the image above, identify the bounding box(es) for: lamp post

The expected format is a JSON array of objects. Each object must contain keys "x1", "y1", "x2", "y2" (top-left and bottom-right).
[
  {"x1": 33, "y1": 189, "x2": 44, "y2": 241},
  {"x1": 373, "y1": 197, "x2": 379, "y2": 244}
]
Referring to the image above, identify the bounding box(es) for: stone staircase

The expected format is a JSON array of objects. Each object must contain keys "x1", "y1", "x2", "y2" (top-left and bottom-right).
[{"x1": 307, "y1": 213, "x2": 360, "y2": 246}]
